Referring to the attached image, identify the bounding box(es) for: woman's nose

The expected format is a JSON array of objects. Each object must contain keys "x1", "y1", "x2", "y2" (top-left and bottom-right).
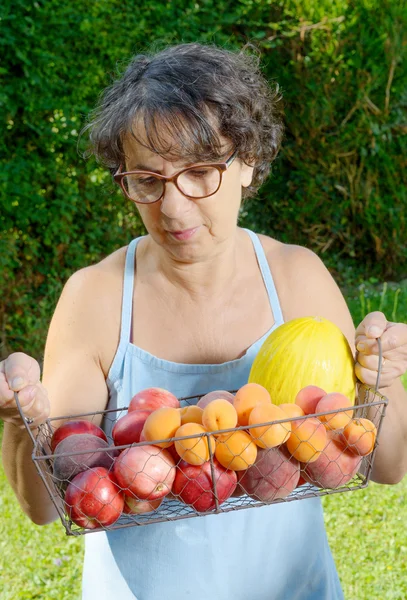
[{"x1": 160, "y1": 181, "x2": 193, "y2": 219}]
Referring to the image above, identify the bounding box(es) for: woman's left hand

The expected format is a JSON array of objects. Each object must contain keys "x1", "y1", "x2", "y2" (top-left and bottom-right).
[{"x1": 354, "y1": 311, "x2": 407, "y2": 388}]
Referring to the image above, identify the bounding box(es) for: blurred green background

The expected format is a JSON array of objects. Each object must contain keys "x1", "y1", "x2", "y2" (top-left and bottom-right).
[
  {"x1": 1, "y1": 0, "x2": 407, "y2": 598},
  {"x1": 1, "y1": 0, "x2": 406, "y2": 361}
]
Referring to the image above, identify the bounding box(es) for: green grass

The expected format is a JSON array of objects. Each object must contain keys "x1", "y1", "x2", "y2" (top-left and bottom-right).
[{"x1": 0, "y1": 279, "x2": 406, "y2": 600}]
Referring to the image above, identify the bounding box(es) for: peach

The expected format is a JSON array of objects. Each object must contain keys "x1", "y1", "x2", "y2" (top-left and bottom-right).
[
  {"x1": 142, "y1": 407, "x2": 181, "y2": 448},
  {"x1": 303, "y1": 434, "x2": 362, "y2": 488},
  {"x1": 316, "y1": 393, "x2": 353, "y2": 431},
  {"x1": 239, "y1": 446, "x2": 300, "y2": 501},
  {"x1": 197, "y1": 390, "x2": 235, "y2": 409},
  {"x1": 342, "y1": 418, "x2": 377, "y2": 456},
  {"x1": 248, "y1": 404, "x2": 291, "y2": 449},
  {"x1": 279, "y1": 404, "x2": 305, "y2": 419},
  {"x1": 179, "y1": 405, "x2": 203, "y2": 425},
  {"x1": 295, "y1": 385, "x2": 326, "y2": 415},
  {"x1": 215, "y1": 430, "x2": 258, "y2": 471},
  {"x1": 286, "y1": 417, "x2": 327, "y2": 464},
  {"x1": 128, "y1": 387, "x2": 180, "y2": 412},
  {"x1": 174, "y1": 423, "x2": 215, "y2": 465},
  {"x1": 233, "y1": 383, "x2": 271, "y2": 426},
  {"x1": 202, "y1": 399, "x2": 238, "y2": 434}
]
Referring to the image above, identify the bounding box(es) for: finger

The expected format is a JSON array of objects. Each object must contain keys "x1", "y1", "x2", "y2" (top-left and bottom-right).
[
  {"x1": 356, "y1": 323, "x2": 407, "y2": 354},
  {"x1": 2, "y1": 353, "x2": 41, "y2": 391},
  {"x1": 355, "y1": 311, "x2": 387, "y2": 339},
  {"x1": 356, "y1": 352, "x2": 384, "y2": 372},
  {"x1": 0, "y1": 371, "x2": 14, "y2": 404},
  {"x1": 355, "y1": 362, "x2": 393, "y2": 388}
]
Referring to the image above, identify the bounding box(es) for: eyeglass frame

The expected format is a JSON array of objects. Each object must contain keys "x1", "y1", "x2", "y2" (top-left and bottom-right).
[{"x1": 113, "y1": 150, "x2": 238, "y2": 205}]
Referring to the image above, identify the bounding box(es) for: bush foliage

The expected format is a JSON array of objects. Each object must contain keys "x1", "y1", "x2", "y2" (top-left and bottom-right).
[{"x1": 1, "y1": 0, "x2": 406, "y2": 359}]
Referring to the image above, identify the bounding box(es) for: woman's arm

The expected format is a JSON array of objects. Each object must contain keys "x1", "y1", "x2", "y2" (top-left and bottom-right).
[{"x1": 270, "y1": 242, "x2": 407, "y2": 485}]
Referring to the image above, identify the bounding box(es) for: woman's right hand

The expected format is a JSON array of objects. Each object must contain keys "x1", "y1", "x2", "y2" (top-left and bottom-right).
[{"x1": 0, "y1": 352, "x2": 50, "y2": 429}]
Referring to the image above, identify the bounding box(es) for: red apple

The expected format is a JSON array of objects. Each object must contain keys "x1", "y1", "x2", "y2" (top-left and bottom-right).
[
  {"x1": 112, "y1": 410, "x2": 153, "y2": 447},
  {"x1": 65, "y1": 467, "x2": 124, "y2": 529},
  {"x1": 113, "y1": 444, "x2": 176, "y2": 500},
  {"x1": 172, "y1": 459, "x2": 237, "y2": 512},
  {"x1": 50, "y1": 420, "x2": 107, "y2": 452},
  {"x1": 123, "y1": 496, "x2": 163, "y2": 514},
  {"x1": 239, "y1": 446, "x2": 300, "y2": 502},
  {"x1": 128, "y1": 388, "x2": 180, "y2": 412},
  {"x1": 197, "y1": 390, "x2": 235, "y2": 409}
]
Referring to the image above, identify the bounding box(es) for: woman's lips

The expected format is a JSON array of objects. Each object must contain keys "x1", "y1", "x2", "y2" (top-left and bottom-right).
[{"x1": 168, "y1": 227, "x2": 200, "y2": 241}]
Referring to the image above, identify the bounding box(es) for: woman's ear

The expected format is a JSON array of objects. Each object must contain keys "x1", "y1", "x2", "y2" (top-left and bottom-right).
[{"x1": 240, "y1": 160, "x2": 255, "y2": 188}]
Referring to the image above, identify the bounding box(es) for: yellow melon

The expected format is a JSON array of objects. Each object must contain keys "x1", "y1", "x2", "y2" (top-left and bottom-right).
[{"x1": 248, "y1": 316, "x2": 356, "y2": 406}]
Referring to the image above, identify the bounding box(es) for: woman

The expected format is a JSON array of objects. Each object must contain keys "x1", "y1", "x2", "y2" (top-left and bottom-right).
[{"x1": 1, "y1": 43, "x2": 407, "y2": 600}]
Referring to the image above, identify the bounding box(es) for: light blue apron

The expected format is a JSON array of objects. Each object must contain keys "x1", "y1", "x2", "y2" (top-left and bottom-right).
[{"x1": 81, "y1": 229, "x2": 344, "y2": 600}]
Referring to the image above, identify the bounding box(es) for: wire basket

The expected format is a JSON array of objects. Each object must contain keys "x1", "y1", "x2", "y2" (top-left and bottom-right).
[{"x1": 16, "y1": 346, "x2": 388, "y2": 536}]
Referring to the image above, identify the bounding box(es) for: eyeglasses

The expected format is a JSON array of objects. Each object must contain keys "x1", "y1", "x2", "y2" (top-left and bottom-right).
[{"x1": 113, "y1": 150, "x2": 238, "y2": 204}]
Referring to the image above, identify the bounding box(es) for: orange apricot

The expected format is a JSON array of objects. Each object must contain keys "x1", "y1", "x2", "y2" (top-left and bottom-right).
[
  {"x1": 295, "y1": 385, "x2": 326, "y2": 415},
  {"x1": 233, "y1": 382, "x2": 271, "y2": 426},
  {"x1": 248, "y1": 404, "x2": 291, "y2": 449},
  {"x1": 142, "y1": 407, "x2": 181, "y2": 448},
  {"x1": 179, "y1": 405, "x2": 204, "y2": 425},
  {"x1": 286, "y1": 417, "x2": 327, "y2": 464},
  {"x1": 342, "y1": 418, "x2": 377, "y2": 456},
  {"x1": 279, "y1": 403, "x2": 305, "y2": 419},
  {"x1": 215, "y1": 430, "x2": 258, "y2": 471},
  {"x1": 315, "y1": 393, "x2": 353, "y2": 430},
  {"x1": 174, "y1": 423, "x2": 215, "y2": 466},
  {"x1": 202, "y1": 399, "x2": 238, "y2": 434}
]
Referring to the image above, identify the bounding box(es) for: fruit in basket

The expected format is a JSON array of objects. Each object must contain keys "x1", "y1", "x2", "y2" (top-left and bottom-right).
[
  {"x1": 233, "y1": 383, "x2": 271, "y2": 426},
  {"x1": 202, "y1": 399, "x2": 238, "y2": 434},
  {"x1": 197, "y1": 390, "x2": 235, "y2": 409},
  {"x1": 239, "y1": 446, "x2": 300, "y2": 501},
  {"x1": 248, "y1": 404, "x2": 291, "y2": 449},
  {"x1": 142, "y1": 407, "x2": 181, "y2": 448},
  {"x1": 113, "y1": 444, "x2": 176, "y2": 500},
  {"x1": 295, "y1": 386, "x2": 326, "y2": 415},
  {"x1": 123, "y1": 496, "x2": 163, "y2": 514},
  {"x1": 173, "y1": 459, "x2": 237, "y2": 512},
  {"x1": 179, "y1": 405, "x2": 204, "y2": 425},
  {"x1": 50, "y1": 420, "x2": 108, "y2": 453},
  {"x1": 53, "y1": 434, "x2": 119, "y2": 482},
  {"x1": 174, "y1": 423, "x2": 215, "y2": 465},
  {"x1": 302, "y1": 433, "x2": 362, "y2": 489},
  {"x1": 248, "y1": 316, "x2": 357, "y2": 405},
  {"x1": 215, "y1": 430, "x2": 258, "y2": 470},
  {"x1": 280, "y1": 404, "x2": 305, "y2": 419},
  {"x1": 65, "y1": 467, "x2": 124, "y2": 529},
  {"x1": 315, "y1": 393, "x2": 353, "y2": 431},
  {"x1": 286, "y1": 417, "x2": 327, "y2": 464},
  {"x1": 342, "y1": 418, "x2": 377, "y2": 456},
  {"x1": 112, "y1": 410, "x2": 152, "y2": 447},
  {"x1": 128, "y1": 387, "x2": 180, "y2": 412}
]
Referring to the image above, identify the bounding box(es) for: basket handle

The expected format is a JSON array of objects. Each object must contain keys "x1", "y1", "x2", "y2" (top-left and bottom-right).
[
  {"x1": 374, "y1": 337, "x2": 383, "y2": 393},
  {"x1": 14, "y1": 391, "x2": 37, "y2": 446}
]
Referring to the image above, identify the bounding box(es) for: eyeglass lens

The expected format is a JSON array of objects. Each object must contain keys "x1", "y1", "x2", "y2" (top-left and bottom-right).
[{"x1": 122, "y1": 166, "x2": 221, "y2": 203}]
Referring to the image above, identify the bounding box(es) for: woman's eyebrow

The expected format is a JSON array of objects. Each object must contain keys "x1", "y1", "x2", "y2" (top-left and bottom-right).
[{"x1": 128, "y1": 159, "x2": 199, "y2": 172}]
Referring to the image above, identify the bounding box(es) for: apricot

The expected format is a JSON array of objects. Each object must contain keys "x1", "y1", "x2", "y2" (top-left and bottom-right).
[
  {"x1": 316, "y1": 393, "x2": 353, "y2": 431},
  {"x1": 174, "y1": 423, "x2": 215, "y2": 466},
  {"x1": 142, "y1": 407, "x2": 181, "y2": 448},
  {"x1": 215, "y1": 430, "x2": 258, "y2": 471},
  {"x1": 295, "y1": 385, "x2": 326, "y2": 415},
  {"x1": 303, "y1": 434, "x2": 362, "y2": 488},
  {"x1": 286, "y1": 417, "x2": 327, "y2": 464},
  {"x1": 202, "y1": 399, "x2": 238, "y2": 434},
  {"x1": 279, "y1": 404, "x2": 305, "y2": 419},
  {"x1": 248, "y1": 404, "x2": 291, "y2": 449},
  {"x1": 179, "y1": 405, "x2": 204, "y2": 425},
  {"x1": 233, "y1": 383, "x2": 271, "y2": 426},
  {"x1": 342, "y1": 418, "x2": 377, "y2": 456}
]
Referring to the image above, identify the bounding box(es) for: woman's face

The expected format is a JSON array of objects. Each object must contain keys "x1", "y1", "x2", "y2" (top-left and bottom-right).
[{"x1": 122, "y1": 129, "x2": 254, "y2": 263}]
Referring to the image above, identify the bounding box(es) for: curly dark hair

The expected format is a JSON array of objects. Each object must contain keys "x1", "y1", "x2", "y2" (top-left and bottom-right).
[{"x1": 83, "y1": 42, "x2": 284, "y2": 199}]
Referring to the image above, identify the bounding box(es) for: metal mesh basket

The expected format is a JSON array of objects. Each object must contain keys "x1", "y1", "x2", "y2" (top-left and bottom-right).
[{"x1": 16, "y1": 344, "x2": 388, "y2": 536}]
